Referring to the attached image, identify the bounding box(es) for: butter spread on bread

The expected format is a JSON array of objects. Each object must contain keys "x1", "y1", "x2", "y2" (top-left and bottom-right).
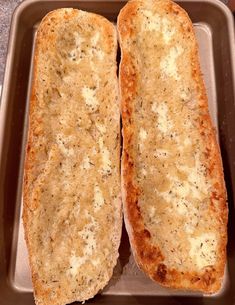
[
  {"x1": 118, "y1": 0, "x2": 227, "y2": 293},
  {"x1": 23, "y1": 8, "x2": 122, "y2": 305}
]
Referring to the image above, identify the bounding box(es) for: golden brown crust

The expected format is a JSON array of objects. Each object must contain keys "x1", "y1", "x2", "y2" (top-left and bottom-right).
[
  {"x1": 118, "y1": 0, "x2": 228, "y2": 293},
  {"x1": 23, "y1": 8, "x2": 121, "y2": 305}
]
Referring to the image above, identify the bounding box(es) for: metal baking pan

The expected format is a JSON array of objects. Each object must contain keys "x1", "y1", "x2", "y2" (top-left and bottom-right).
[{"x1": 1, "y1": 0, "x2": 235, "y2": 304}]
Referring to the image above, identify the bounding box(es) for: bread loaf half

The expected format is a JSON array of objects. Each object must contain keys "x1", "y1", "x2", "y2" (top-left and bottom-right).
[
  {"x1": 23, "y1": 8, "x2": 122, "y2": 305},
  {"x1": 118, "y1": 0, "x2": 228, "y2": 293}
]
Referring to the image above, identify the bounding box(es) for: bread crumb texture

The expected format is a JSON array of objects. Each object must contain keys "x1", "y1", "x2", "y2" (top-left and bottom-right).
[
  {"x1": 118, "y1": 0, "x2": 227, "y2": 293},
  {"x1": 23, "y1": 8, "x2": 121, "y2": 305}
]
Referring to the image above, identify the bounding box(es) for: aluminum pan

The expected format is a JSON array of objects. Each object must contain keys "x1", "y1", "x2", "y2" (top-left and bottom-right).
[
  {"x1": 12, "y1": 21, "x2": 222, "y2": 295},
  {"x1": 0, "y1": 1, "x2": 235, "y2": 305}
]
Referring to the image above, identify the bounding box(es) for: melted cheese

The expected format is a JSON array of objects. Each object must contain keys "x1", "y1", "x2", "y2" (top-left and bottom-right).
[
  {"x1": 68, "y1": 32, "x2": 84, "y2": 63},
  {"x1": 154, "y1": 149, "x2": 170, "y2": 158},
  {"x1": 180, "y1": 90, "x2": 190, "y2": 101},
  {"x1": 174, "y1": 181, "x2": 191, "y2": 197},
  {"x1": 189, "y1": 233, "x2": 217, "y2": 269},
  {"x1": 141, "y1": 10, "x2": 175, "y2": 43},
  {"x1": 74, "y1": 32, "x2": 84, "y2": 49},
  {"x1": 142, "y1": 168, "x2": 147, "y2": 176},
  {"x1": 68, "y1": 217, "x2": 99, "y2": 275},
  {"x1": 56, "y1": 134, "x2": 75, "y2": 156},
  {"x1": 92, "y1": 257, "x2": 101, "y2": 266},
  {"x1": 82, "y1": 87, "x2": 99, "y2": 111},
  {"x1": 139, "y1": 128, "x2": 147, "y2": 151},
  {"x1": 152, "y1": 102, "x2": 173, "y2": 133},
  {"x1": 139, "y1": 128, "x2": 147, "y2": 141},
  {"x1": 92, "y1": 49, "x2": 104, "y2": 60},
  {"x1": 173, "y1": 199, "x2": 198, "y2": 220},
  {"x1": 80, "y1": 156, "x2": 91, "y2": 170},
  {"x1": 160, "y1": 46, "x2": 183, "y2": 80},
  {"x1": 172, "y1": 199, "x2": 190, "y2": 215},
  {"x1": 177, "y1": 154, "x2": 209, "y2": 200},
  {"x1": 79, "y1": 223, "x2": 97, "y2": 256},
  {"x1": 68, "y1": 49, "x2": 79, "y2": 62},
  {"x1": 62, "y1": 72, "x2": 77, "y2": 84},
  {"x1": 91, "y1": 32, "x2": 100, "y2": 45},
  {"x1": 162, "y1": 18, "x2": 175, "y2": 44},
  {"x1": 68, "y1": 216, "x2": 98, "y2": 275},
  {"x1": 99, "y1": 137, "x2": 112, "y2": 175},
  {"x1": 184, "y1": 138, "x2": 192, "y2": 146},
  {"x1": 96, "y1": 122, "x2": 106, "y2": 134},
  {"x1": 158, "y1": 164, "x2": 208, "y2": 207},
  {"x1": 148, "y1": 206, "x2": 156, "y2": 218},
  {"x1": 94, "y1": 185, "x2": 105, "y2": 211},
  {"x1": 154, "y1": 152, "x2": 210, "y2": 233},
  {"x1": 141, "y1": 10, "x2": 161, "y2": 32},
  {"x1": 160, "y1": 191, "x2": 200, "y2": 233},
  {"x1": 90, "y1": 32, "x2": 104, "y2": 60},
  {"x1": 69, "y1": 253, "x2": 86, "y2": 276},
  {"x1": 73, "y1": 202, "x2": 80, "y2": 216}
]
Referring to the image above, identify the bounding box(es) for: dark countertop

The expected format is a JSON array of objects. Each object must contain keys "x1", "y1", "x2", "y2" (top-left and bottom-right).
[
  {"x1": 0, "y1": 0, "x2": 22, "y2": 87},
  {"x1": 0, "y1": 0, "x2": 232, "y2": 89}
]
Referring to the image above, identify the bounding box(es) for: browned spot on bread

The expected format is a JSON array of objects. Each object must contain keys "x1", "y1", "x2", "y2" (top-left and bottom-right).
[
  {"x1": 202, "y1": 270, "x2": 216, "y2": 286},
  {"x1": 143, "y1": 228, "x2": 151, "y2": 238},
  {"x1": 138, "y1": 245, "x2": 164, "y2": 264},
  {"x1": 191, "y1": 276, "x2": 201, "y2": 284},
  {"x1": 120, "y1": 56, "x2": 138, "y2": 98},
  {"x1": 156, "y1": 264, "x2": 167, "y2": 282}
]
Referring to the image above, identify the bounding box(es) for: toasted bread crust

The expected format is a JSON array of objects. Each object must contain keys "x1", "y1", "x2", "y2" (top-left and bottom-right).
[
  {"x1": 23, "y1": 8, "x2": 121, "y2": 305},
  {"x1": 118, "y1": 0, "x2": 227, "y2": 293}
]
